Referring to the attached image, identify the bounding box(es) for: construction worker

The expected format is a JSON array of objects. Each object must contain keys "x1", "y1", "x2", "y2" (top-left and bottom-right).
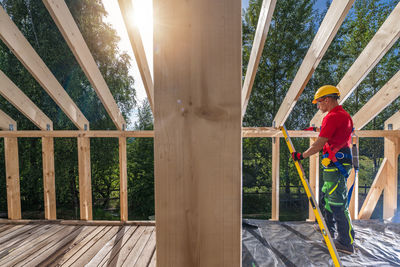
[{"x1": 291, "y1": 85, "x2": 355, "y2": 254}]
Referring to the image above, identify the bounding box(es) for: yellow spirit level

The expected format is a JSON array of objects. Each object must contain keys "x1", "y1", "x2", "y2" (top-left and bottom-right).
[{"x1": 281, "y1": 125, "x2": 342, "y2": 267}]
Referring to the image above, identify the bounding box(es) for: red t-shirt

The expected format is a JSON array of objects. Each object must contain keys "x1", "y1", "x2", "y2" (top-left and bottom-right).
[{"x1": 319, "y1": 105, "x2": 353, "y2": 154}]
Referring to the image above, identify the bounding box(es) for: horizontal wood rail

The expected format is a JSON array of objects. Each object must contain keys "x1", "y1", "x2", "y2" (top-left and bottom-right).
[{"x1": 1, "y1": 129, "x2": 400, "y2": 138}]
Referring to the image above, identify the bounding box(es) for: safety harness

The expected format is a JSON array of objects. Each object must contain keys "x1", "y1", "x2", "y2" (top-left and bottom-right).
[{"x1": 321, "y1": 130, "x2": 358, "y2": 206}]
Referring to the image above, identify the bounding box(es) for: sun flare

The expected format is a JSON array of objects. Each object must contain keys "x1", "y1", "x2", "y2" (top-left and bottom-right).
[{"x1": 132, "y1": 0, "x2": 153, "y2": 39}]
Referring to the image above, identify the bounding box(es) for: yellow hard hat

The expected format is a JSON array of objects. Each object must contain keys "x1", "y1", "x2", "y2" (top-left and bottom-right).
[{"x1": 312, "y1": 85, "x2": 340, "y2": 104}]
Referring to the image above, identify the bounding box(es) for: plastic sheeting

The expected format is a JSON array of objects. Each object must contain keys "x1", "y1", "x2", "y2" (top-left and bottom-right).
[{"x1": 242, "y1": 219, "x2": 400, "y2": 266}]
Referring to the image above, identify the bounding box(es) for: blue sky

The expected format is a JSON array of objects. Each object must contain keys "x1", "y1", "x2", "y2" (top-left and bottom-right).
[{"x1": 242, "y1": 0, "x2": 331, "y2": 12}]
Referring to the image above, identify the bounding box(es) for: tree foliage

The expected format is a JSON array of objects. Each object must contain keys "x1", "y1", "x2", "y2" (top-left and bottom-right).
[{"x1": 0, "y1": 0, "x2": 135, "y2": 218}]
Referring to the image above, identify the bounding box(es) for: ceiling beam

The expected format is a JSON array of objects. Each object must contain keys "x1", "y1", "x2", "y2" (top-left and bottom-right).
[
  {"x1": 43, "y1": 0, "x2": 126, "y2": 130},
  {"x1": 118, "y1": 0, "x2": 154, "y2": 112},
  {"x1": 273, "y1": 0, "x2": 354, "y2": 127},
  {"x1": 311, "y1": 2, "x2": 400, "y2": 126},
  {"x1": 241, "y1": 0, "x2": 277, "y2": 118},
  {"x1": 0, "y1": 109, "x2": 17, "y2": 131},
  {"x1": 352, "y1": 69, "x2": 400, "y2": 130},
  {"x1": 385, "y1": 110, "x2": 400, "y2": 130},
  {"x1": 0, "y1": 70, "x2": 53, "y2": 130},
  {"x1": 0, "y1": 5, "x2": 89, "y2": 130}
]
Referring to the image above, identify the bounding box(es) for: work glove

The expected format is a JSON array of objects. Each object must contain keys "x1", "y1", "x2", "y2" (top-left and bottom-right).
[
  {"x1": 291, "y1": 152, "x2": 304, "y2": 161},
  {"x1": 303, "y1": 126, "x2": 318, "y2": 132}
]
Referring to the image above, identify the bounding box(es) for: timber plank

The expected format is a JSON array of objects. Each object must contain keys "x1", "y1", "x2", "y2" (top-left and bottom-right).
[
  {"x1": 122, "y1": 226, "x2": 153, "y2": 267},
  {"x1": 85, "y1": 226, "x2": 131, "y2": 267},
  {"x1": 9, "y1": 225, "x2": 81, "y2": 267},
  {"x1": 0, "y1": 109, "x2": 16, "y2": 130},
  {"x1": 134, "y1": 229, "x2": 156, "y2": 267},
  {"x1": 40, "y1": 225, "x2": 103, "y2": 266},
  {"x1": 53, "y1": 225, "x2": 109, "y2": 266},
  {"x1": 0, "y1": 224, "x2": 17, "y2": 236},
  {"x1": 0, "y1": 224, "x2": 56, "y2": 254},
  {"x1": 107, "y1": 226, "x2": 146, "y2": 266},
  {"x1": 94, "y1": 226, "x2": 138, "y2": 266},
  {"x1": 0, "y1": 224, "x2": 64, "y2": 265},
  {"x1": 148, "y1": 251, "x2": 156, "y2": 267},
  {"x1": 0, "y1": 224, "x2": 39, "y2": 244},
  {"x1": 65, "y1": 226, "x2": 121, "y2": 266}
]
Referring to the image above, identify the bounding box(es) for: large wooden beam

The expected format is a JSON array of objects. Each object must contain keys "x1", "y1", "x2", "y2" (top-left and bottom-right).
[
  {"x1": 154, "y1": 0, "x2": 242, "y2": 265},
  {"x1": 0, "y1": 109, "x2": 16, "y2": 130},
  {"x1": 358, "y1": 158, "x2": 387, "y2": 220},
  {"x1": 352, "y1": 69, "x2": 400, "y2": 130},
  {"x1": 308, "y1": 138, "x2": 319, "y2": 221},
  {"x1": 119, "y1": 137, "x2": 128, "y2": 221},
  {"x1": 4, "y1": 137, "x2": 21, "y2": 220},
  {"x1": 0, "y1": 70, "x2": 53, "y2": 131},
  {"x1": 118, "y1": 0, "x2": 154, "y2": 112},
  {"x1": 273, "y1": 0, "x2": 354, "y2": 127},
  {"x1": 242, "y1": 0, "x2": 277, "y2": 117},
  {"x1": 0, "y1": 6, "x2": 89, "y2": 130},
  {"x1": 310, "y1": 2, "x2": 400, "y2": 126},
  {"x1": 43, "y1": 0, "x2": 126, "y2": 130},
  {"x1": 270, "y1": 137, "x2": 279, "y2": 220},
  {"x1": 78, "y1": 137, "x2": 92, "y2": 220}
]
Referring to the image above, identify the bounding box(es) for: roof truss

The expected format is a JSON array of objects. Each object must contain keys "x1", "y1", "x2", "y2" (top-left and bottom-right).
[
  {"x1": 0, "y1": 70, "x2": 53, "y2": 131},
  {"x1": 352, "y1": 70, "x2": 400, "y2": 130},
  {"x1": 43, "y1": 0, "x2": 127, "y2": 130},
  {"x1": 118, "y1": 0, "x2": 154, "y2": 112},
  {"x1": 0, "y1": 5, "x2": 89, "y2": 130},
  {"x1": 310, "y1": 2, "x2": 400, "y2": 126},
  {"x1": 241, "y1": 0, "x2": 277, "y2": 118},
  {"x1": 385, "y1": 111, "x2": 400, "y2": 130},
  {"x1": 0, "y1": 109, "x2": 16, "y2": 130},
  {"x1": 273, "y1": 0, "x2": 354, "y2": 127}
]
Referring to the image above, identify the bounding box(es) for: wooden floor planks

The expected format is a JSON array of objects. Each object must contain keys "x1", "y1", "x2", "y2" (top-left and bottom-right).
[{"x1": 0, "y1": 222, "x2": 156, "y2": 267}]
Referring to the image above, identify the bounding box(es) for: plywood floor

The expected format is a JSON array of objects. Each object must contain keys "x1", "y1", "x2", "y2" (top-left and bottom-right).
[{"x1": 0, "y1": 221, "x2": 156, "y2": 266}]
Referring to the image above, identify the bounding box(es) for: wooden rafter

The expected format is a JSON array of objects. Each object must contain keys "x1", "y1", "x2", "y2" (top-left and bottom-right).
[
  {"x1": 118, "y1": 0, "x2": 154, "y2": 112},
  {"x1": 0, "y1": 6, "x2": 89, "y2": 130},
  {"x1": 0, "y1": 109, "x2": 16, "y2": 130},
  {"x1": 43, "y1": 0, "x2": 126, "y2": 130},
  {"x1": 358, "y1": 158, "x2": 387, "y2": 219},
  {"x1": 310, "y1": 2, "x2": 400, "y2": 126},
  {"x1": 273, "y1": 0, "x2": 354, "y2": 127},
  {"x1": 0, "y1": 70, "x2": 53, "y2": 131},
  {"x1": 242, "y1": 0, "x2": 277, "y2": 118},
  {"x1": 352, "y1": 69, "x2": 400, "y2": 130},
  {"x1": 385, "y1": 110, "x2": 400, "y2": 130}
]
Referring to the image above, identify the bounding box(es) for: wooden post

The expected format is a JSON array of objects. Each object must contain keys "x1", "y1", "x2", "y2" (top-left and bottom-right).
[
  {"x1": 348, "y1": 137, "x2": 359, "y2": 219},
  {"x1": 42, "y1": 137, "x2": 56, "y2": 220},
  {"x1": 271, "y1": 137, "x2": 279, "y2": 220},
  {"x1": 78, "y1": 137, "x2": 92, "y2": 220},
  {"x1": 154, "y1": 0, "x2": 242, "y2": 265},
  {"x1": 4, "y1": 137, "x2": 21, "y2": 220},
  {"x1": 119, "y1": 137, "x2": 128, "y2": 221},
  {"x1": 308, "y1": 138, "x2": 319, "y2": 221},
  {"x1": 383, "y1": 136, "x2": 399, "y2": 219}
]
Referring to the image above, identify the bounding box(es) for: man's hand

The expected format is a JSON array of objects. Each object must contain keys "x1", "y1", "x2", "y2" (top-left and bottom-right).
[
  {"x1": 303, "y1": 126, "x2": 318, "y2": 132},
  {"x1": 291, "y1": 152, "x2": 304, "y2": 161}
]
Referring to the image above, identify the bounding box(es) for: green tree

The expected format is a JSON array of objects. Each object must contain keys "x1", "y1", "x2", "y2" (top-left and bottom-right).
[
  {"x1": 127, "y1": 100, "x2": 154, "y2": 220},
  {"x1": 242, "y1": 0, "x2": 317, "y2": 196},
  {"x1": 0, "y1": 0, "x2": 136, "y2": 218}
]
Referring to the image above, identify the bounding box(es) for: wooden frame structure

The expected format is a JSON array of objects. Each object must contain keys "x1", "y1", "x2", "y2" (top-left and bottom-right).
[{"x1": 0, "y1": 0, "x2": 399, "y2": 266}]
